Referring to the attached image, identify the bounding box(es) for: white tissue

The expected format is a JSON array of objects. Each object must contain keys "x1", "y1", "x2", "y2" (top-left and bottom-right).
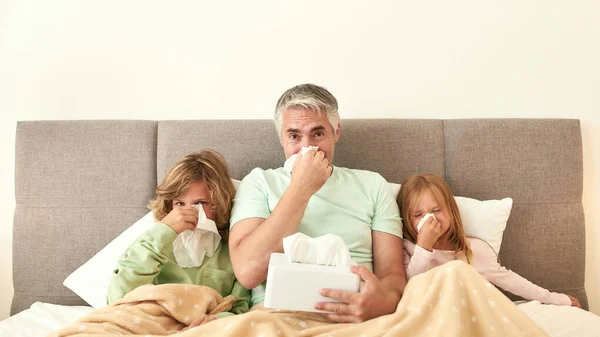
[
  {"x1": 283, "y1": 146, "x2": 319, "y2": 172},
  {"x1": 172, "y1": 205, "x2": 221, "y2": 268},
  {"x1": 282, "y1": 233, "x2": 352, "y2": 267},
  {"x1": 417, "y1": 213, "x2": 436, "y2": 232}
]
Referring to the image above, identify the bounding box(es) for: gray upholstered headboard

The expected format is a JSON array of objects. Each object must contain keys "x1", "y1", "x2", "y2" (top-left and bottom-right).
[{"x1": 12, "y1": 119, "x2": 586, "y2": 315}]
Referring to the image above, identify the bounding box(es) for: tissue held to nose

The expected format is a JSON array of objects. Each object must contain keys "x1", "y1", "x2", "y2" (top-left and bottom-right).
[
  {"x1": 172, "y1": 204, "x2": 221, "y2": 268},
  {"x1": 283, "y1": 146, "x2": 319, "y2": 172},
  {"x1": 416, "y1": 213, "x2": 436, "y2": 233}
]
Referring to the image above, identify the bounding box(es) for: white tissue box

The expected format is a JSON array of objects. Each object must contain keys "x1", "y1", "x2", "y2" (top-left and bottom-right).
[{"x1": 264, "y1": 253, "x2": 360, "y2": 313}]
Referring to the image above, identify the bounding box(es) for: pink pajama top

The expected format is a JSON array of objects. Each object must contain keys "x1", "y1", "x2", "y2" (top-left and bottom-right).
[{"x1": 403, "y1": 238, "x2": 571, "y2": 306}]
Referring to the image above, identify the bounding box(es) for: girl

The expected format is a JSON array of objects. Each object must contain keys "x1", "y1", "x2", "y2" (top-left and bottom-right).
[
  {"x1": 107, "y1": 150, "x2": 250, "y2": 319},
  {"x1": 397, "y1": 173, "x2": 580, "y2": 308}
]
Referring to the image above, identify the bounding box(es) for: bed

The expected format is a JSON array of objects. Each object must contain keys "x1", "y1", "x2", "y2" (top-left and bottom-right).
[{"x1": 3, "y1": 119, "x2": 600, "y2": 336}]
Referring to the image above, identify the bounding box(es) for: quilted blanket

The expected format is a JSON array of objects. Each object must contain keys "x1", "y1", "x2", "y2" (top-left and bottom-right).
[{"x1": 49, "y1": 261, "x2": 548, "y2": 337}]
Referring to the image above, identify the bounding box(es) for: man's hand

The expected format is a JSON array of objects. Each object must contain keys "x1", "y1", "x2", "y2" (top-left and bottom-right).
[
  {"x1": 289, "y1": 149, "x2": 332, "y2": 199},
  {"x1": 161, "y1": 207, "x2": 198, "y2": 235},
  {"x1": 314, "y1": 265, "x2": 398, "y2": 323}
]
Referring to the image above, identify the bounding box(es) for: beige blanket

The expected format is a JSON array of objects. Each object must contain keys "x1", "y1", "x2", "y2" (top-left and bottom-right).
[{"x1": 49, "y1": 261, "x2": 548, "y2": 337}]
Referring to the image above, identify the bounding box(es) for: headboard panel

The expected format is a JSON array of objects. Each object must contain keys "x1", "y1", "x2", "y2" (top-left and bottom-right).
[
  {"x1": 12, "y1": 121, "x2": 158, "y2": 314},
  {"x1": 444, "y1": 119, "x2": 586, "y2": 308},
  {"x1": 444, "y1": 119, "x2": 582, "y2": 201},
  {"x1": 156, "y1": 120, "x2": 284, "y2": 182},
  {"x1": 334, "y1": 119, "x2": 446, "y2": 183},
  {"x1": 11, "y1": 119, "x2": 587, "y2": 314}
]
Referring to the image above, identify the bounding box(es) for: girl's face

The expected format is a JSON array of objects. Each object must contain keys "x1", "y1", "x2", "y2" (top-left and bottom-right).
[
  {"x1": 172, "y1": 180, "x2": 215, "y2": 221},
  {"x1": 411, "y1": 190, "x2": 451, "y2": 235}
]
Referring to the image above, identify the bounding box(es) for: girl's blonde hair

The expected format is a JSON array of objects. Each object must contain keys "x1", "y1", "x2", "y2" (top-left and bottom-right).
[
  {"x1": 397, "y1": 173, "x2": 472, "y2": 263},
  {"x1": 148, "y1": 150, "x2": 236, "y2": 241}
]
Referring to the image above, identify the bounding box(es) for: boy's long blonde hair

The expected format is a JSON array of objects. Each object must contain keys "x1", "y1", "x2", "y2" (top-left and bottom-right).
[
  {"x1": 148, "y1": 150, "x2": 236, "y2": 241},
  {"x1": 397, "y1": 173, "x2": 472, "y2": 263}
]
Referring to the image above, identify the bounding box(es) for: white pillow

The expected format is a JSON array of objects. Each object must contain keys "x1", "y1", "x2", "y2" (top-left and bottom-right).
[
  {"x1": 388, "y1": 182, "x2": 512, "y2": 254},
  {"x1": 454, "y1": 196, "x2": 512, "y2": 254},
  {"x1": 63, "y1": 211, "x2": 156, "y2": 308},
  {"x1": 388, "y1": 182, "x2": 401, "y2": 199},
  {"x1": 63, "y1": 178, "x2": 243, "y2": 308}
]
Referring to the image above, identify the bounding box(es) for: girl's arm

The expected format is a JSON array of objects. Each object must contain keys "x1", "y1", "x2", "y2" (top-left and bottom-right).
[
  {"x1": 403, "y1": 240, "x2": 435, "y2": 279},
  {"x1": 107, "y1": 222, "x2": 176, "y2": 304},
  {"x1": 469, "y1": 238, "x2": 571, "y2": 306}
]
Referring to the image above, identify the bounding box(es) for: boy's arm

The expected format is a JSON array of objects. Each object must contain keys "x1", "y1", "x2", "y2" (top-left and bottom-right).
[
  {"x1": 107, "y1": 223, "x2": 176, "y2": 304},
  {"x1": 214, "y1": 280, "x2": 252, "y2": 318}
]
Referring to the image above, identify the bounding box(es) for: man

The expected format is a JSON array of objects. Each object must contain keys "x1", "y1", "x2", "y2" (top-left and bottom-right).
[{"x1": 228, "y1": 83, "x2": 406, "y2": 323}]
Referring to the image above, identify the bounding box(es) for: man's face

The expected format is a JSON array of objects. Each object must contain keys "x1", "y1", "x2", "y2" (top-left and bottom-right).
[{"x1": 279, "y1": 107, "x2": 341, "y2": 162}]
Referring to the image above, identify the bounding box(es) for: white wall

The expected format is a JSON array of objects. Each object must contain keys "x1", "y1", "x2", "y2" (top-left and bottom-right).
[{"x1": 1, "y1": 0, "x2": 598, "y2": 319}]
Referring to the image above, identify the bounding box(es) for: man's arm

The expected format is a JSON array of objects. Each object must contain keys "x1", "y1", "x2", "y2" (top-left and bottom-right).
[
  {"x1": 369, "y1": 175, "x2": 406, "y2": 312},
  {"x1": 228, "y1": 185, "x2": 311, "y2": 289},
  {"x1": 230, "y1": 149, "x2": 333, "y2": 289},
  {"x1": 315, "y1": 171, "x2": 405, "y2": 322},
  {"x1": 372, "y1": 230, "x2": 406, "y2": 310}
]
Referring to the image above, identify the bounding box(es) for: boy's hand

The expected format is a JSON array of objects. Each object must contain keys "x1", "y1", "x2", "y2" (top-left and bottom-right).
[
  {"x1": 416, "y1": 217, "x2": 445, "y2": 251},
  {"x1": 161, "y1": 207, "x2": 198, "y2": 234}
]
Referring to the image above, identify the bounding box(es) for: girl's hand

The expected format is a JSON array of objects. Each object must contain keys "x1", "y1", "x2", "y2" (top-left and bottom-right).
[
  {"x1": 416, "y1": 217, "x2": 445, "y2": 251},
  {"x1": 161, "y1": 207, "x2": 198, "y2": 235},
  {"x1": 568, "y1": 295, "x2": 582, "y2": 308}
]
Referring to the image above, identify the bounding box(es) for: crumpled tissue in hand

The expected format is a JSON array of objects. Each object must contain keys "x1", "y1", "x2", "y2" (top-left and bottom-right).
[
  {"x1": 172, "y1": 205, "x2": 221, "y2": 268},
  {"x1": 283, "y1": 146, "x2": 319, "y2": 172},
  {"x1": 417, "y1": 213, "x2": 436, "y2": 232},
  {"x1": 282, "y1": 232, "x2": 352, "y2": 267}
]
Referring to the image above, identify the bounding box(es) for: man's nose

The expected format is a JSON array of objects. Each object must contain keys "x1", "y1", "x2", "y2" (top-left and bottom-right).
[{"x1": 300, "y1": 138, "x2": 313, "y2": 148}]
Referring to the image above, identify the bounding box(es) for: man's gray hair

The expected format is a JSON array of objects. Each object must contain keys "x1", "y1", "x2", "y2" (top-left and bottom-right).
[{"x1": 274, "y1": 83, "x2": 340, "y2": 137}]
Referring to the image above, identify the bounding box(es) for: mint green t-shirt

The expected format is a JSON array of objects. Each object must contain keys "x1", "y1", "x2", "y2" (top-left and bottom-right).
[{"x1": 230, "y1": 166, "x2": 402, "y2": 306}]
